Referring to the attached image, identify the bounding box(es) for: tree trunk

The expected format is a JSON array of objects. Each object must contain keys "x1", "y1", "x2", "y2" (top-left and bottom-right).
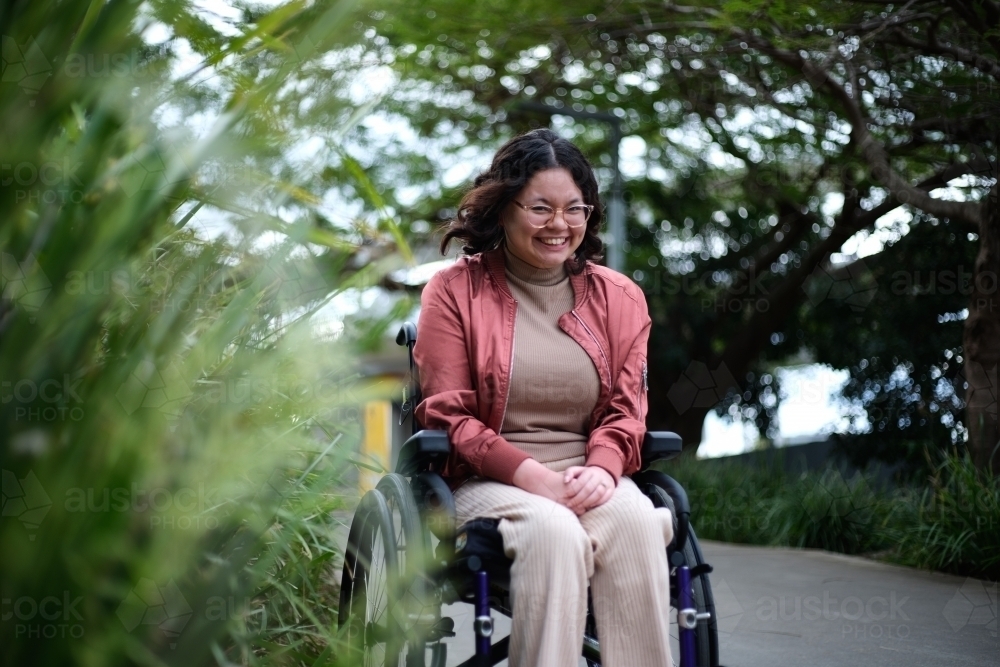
[{"x1": 963, "y1": 183, "x2": 1000, "y2": 475}]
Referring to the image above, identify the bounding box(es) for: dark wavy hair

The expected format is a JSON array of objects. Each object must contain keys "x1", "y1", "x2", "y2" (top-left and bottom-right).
[{"x1": 438, "y1": 128, "x2": 604, "y2": 274}]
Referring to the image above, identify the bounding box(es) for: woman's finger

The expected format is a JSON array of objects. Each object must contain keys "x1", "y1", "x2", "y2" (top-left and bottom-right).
[
  {"x1": 578, "y1": 483, "x2": 607, "y2": 511},
  {"x1": 578, "y1": 479, "x2": 614, "y2": 512},
  {"x1": 567, "y1": 475, "x2": 601, "y2": 509},
  {"x1": 565, "y1": 469, "x2": 593, "y2": 493}
]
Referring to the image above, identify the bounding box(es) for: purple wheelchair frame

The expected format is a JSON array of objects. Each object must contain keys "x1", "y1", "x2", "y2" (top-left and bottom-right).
[{"x1": 467, "y1": 562, "x2": 711, "y2": 667}]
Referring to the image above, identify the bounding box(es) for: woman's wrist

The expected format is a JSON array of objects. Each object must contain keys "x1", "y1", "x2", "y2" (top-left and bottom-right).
[{"x1": 511, "y1": 458, "x2": 555, "y2": 495}]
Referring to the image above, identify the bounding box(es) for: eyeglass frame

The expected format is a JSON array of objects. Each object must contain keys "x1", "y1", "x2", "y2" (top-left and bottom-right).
[{"x1": 511, "y1": 200, "x2": 595, "y2": 228}]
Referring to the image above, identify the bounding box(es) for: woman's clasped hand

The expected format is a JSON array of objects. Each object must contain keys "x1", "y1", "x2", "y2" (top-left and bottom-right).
[{"x1": 510, "y1": 458, "x2": 616, "y2": 515}]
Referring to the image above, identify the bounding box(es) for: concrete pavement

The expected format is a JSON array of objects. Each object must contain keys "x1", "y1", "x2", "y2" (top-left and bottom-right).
[{"x1": 706, "y1": 541, "x2": 997, "y2": 667}]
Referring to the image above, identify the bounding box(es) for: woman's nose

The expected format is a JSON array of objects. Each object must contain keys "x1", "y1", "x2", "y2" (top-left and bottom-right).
[{"x1": 547, "y1": 209, "x2": 571, "y2": 228}]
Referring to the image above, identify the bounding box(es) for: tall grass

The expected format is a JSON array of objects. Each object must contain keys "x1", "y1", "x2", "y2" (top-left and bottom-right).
[{"x1": 1, "y1": 1, "x2": 399, "y2": 665}]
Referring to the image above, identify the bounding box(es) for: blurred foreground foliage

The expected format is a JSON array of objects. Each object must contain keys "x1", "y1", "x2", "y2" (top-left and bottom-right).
[{"x1": 0, "y1": 0, "x2": 404, "y2": 664}]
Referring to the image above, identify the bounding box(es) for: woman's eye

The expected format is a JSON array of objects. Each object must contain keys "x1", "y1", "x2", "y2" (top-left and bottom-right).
[
  {"x1": 530, "y1": 206, "x2": 552, "y2": 214},
  {"x1": 566, "y1": 206, "x2": 586, "y2": 214}
]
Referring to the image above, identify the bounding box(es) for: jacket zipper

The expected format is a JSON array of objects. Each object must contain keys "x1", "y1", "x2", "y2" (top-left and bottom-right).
[
  {"x1": 639, "y1": 359, "x2": 648, "y2": 412},
  {"x1": 498, "y1": 301, "x2": 517, "y2": 433},
  {"x1": 571, "y1": 310, "x2": 611, "y2": 390}
]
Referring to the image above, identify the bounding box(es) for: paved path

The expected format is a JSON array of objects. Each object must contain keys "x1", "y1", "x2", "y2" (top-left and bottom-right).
[{"x1": 439, "y1": 541, "x2": 997, "y2": 666}]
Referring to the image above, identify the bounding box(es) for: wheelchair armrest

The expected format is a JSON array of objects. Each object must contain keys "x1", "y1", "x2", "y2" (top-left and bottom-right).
[
  {"x1": 631, "y1": 469, "x2": 691, "y2": 552},
  {"x1": 395, "y1": 429, "x2": 451, "y2": 477},
  {"x1": 640, "y1": 431, "x2": 683, "y2": 470}
]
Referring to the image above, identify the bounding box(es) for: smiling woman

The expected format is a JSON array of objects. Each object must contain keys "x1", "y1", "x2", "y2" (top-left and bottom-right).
[{"x1": 419, "y1": 129, "x2": 674, "y2": 667}]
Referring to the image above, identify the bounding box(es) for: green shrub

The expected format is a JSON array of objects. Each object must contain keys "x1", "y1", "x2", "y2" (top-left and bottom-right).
[
  {"x1": 666, "y1": 450, "x2": 998, "y2": 580},
  {"x1": 887, "y1": 454, "x2": 1000, "y2": 581},
  {"x1": 662, "y1": 456, "x2": 786, "y2": 545},
  {"x1": 768, "y1": 468, "x2": 894, "y2": 555}
]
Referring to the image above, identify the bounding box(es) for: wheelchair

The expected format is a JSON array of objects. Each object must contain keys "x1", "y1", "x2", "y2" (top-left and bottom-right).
[{"x1": 339, "y1": 322, "x2": 720, "y2": 667}]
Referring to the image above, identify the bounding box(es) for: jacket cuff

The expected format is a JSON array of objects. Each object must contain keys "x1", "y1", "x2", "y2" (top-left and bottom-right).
[
  {"x1": 585, "y1": 446, "x2": 625, "y2": 484},
  {"x1": 479, "y1": 437, "x2": 532, "y2": 485}
]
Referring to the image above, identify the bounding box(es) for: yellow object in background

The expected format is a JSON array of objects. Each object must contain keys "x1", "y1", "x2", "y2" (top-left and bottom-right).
[{"x1": 360, "y1": 400, "x2": 392, "y2": 493}]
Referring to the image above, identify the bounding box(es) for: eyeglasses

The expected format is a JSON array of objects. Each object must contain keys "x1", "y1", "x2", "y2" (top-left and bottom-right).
[{"x1": 512, "y1": 200, "x2": 595, "y2": 228}]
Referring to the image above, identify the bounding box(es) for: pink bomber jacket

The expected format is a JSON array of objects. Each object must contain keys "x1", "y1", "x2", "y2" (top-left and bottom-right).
[{"x1": 413, "y1": 246, "x2": 651, "y2": 489}]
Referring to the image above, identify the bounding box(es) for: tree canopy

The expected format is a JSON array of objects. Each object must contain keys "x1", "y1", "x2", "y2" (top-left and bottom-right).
[{"x1": 356, "y1": 0, "x2": 999, "y2": 473}]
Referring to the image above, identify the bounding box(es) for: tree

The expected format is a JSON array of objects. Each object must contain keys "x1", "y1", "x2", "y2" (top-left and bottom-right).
[{"x1": 362, "y1": 0, "x2": 999, "y2": 471}]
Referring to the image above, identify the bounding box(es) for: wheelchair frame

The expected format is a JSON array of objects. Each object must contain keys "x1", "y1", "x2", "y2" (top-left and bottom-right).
[{"x1": 338, "y1": 322, "x2": 720, "y2": 666}]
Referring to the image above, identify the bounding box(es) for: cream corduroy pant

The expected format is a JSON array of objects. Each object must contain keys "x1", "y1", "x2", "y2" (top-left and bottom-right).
[{"x1": 453, "y1": 456, "x2": 675, "y2": 667}]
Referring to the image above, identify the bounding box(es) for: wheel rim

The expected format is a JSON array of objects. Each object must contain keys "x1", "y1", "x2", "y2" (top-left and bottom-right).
[
  {"x1": 340, "y1": 490, "x2": 402, "y2": 666},
  {"x1": 341, "y1": 479, "x2": 439, "y2": 667},
  {"x1": 378, "y1": 473, "x2": 436, "y2": 666},
  {"x1": 364, "y1": 515, "x2": 394, "y2": 665}
]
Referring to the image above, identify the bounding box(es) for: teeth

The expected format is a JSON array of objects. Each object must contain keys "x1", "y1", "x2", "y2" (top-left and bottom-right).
[{"x1": 539, "y1": 238, "x2": 567, "y2": 245}]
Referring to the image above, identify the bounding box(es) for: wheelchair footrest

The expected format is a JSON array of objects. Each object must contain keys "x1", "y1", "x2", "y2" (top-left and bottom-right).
[
  {"x1": 424, "y1": 616, "x2": 455, "y2": 641},
  {"x1": 691, "y1": 563, "x2": 713, "y2": 578}
]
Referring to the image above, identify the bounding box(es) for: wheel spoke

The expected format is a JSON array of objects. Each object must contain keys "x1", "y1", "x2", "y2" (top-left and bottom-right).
[{"x1": 345, "y1": 479, "x2": 430, "y2": 667}]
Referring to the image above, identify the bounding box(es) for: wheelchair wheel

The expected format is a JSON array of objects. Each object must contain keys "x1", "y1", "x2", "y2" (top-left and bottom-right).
[
  {"x1": 339, "y1": 480, "x2": 445, "y2": 667},
  {"x1": 376, "y1": 474, "x2": 445, "y2": 667},
  {"x1": 339, "y1": 489, "x2": 408, "y2": 665}
]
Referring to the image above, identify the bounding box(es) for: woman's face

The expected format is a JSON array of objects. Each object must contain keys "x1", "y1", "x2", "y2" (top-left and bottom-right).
[{"x1": 500, "y1": 167, "x2": 588, "y2": 270}]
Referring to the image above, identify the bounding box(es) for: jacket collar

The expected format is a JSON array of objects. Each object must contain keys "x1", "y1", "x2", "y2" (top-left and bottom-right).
[{"x1": 484, "y1": 246, "x2": 589, "y2": 309}]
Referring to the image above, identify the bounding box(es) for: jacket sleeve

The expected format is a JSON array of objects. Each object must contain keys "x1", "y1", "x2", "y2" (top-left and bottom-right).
[
  {"x1": 412, "y1": 272, "x2": 531, "y2": 484},
  {"x1": 585, "y1": 286, "x2": 650, "y2": 483}
]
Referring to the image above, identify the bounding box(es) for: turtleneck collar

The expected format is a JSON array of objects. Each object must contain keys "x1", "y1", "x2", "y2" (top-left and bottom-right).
[{"x1": 503, "y1": 242, "x2": 568, "y2": 286}]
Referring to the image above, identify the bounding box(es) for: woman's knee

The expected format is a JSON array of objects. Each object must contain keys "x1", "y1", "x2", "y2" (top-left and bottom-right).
[
  {"x1": 510, "y1": 503, "x2": 589, "y2": 560},
  {"x1": 537, "y1": 504, "x2": 588, "y2": 544},
  {"x1": 588, "y1": 496, "x2": 671, "y2": 555}
]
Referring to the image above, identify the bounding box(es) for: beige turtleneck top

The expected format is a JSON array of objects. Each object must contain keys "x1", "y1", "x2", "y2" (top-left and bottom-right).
[{"x1": 500, "y1": 243, "x2": 601, "y2": 464}]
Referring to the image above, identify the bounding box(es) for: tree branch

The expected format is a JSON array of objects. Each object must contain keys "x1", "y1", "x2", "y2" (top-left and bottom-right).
[
  {"x1": 885, "y1": 27, "x2": 1000, "y2": 81},
  {"x1": 734, "y1": 27, "x2": 984, "y2": 229}
]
